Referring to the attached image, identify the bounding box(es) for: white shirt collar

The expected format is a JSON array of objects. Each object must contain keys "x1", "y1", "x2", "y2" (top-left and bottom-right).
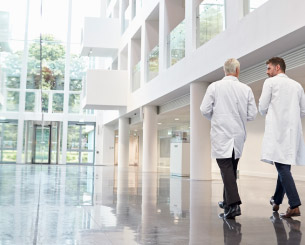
[
  {"x1": 222, "y1": 75, "x2": 239, "y2": 81},
  {"x1": 276, "y1": 73, "x2": 288, "y2": 78}
]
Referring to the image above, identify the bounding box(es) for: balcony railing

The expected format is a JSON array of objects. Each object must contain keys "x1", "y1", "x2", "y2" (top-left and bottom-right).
[
  {"x1": 168, "y1": 20, "x2": 185, "y2": 67},
  {"x1": 132, "y1": 61, "x2": 141, "y2": 92},
  {"x1": 147, "y1": 45, "x2": 159, "y2": 82}
]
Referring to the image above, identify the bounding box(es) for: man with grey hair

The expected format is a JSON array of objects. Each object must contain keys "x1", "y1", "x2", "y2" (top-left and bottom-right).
[{"x1": 200, "y1": 58, "x2": 257, "y2": 219}]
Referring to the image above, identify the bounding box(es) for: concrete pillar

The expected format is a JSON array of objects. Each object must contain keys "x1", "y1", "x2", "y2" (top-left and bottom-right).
[
  {"x1": 118, "y1": 117, "x2": 129, "y2": 170},
  {"x1": 142, "y1": 106, "x2": 158, "y2": 172},
  {"x1": 190, "y1": 82, "x2": 211, "y2": 180}
]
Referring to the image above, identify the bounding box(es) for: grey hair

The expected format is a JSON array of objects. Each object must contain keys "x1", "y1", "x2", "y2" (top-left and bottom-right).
[{"x1": 223, "y1": 58, "x2": 240, "y2": 75}]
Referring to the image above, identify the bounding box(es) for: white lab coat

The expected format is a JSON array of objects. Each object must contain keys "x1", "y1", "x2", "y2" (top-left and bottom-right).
[
  {"x1": 259, "y1": 73, "x2": 305, "y2": 166},
  {"x1": 200, "y1": 76, "x2": 257, "y2": 159}
]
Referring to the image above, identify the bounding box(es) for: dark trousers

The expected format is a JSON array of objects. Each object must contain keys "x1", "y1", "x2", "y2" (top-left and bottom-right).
[
  {"x1": 273, "y1": 162, "x2": 301, "y2": 209},
  {"x1": 216, "y1": 150, "x2": 241, "y2": 206}
]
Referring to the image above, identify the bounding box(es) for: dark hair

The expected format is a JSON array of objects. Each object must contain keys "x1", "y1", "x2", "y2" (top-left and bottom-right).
[{"x1": 266, "y1": 57, "x2": 286, "y2": 72}]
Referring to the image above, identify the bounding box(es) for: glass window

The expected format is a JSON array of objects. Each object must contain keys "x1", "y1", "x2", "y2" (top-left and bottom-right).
[
  {"x1": 168, "y1": 20, "x2": 185, "y2": 66},
  {"x1": 147, "y1": 45, "x2": 159, "y2": 82},
  {"x1": 250, "y1": 0, "x2": 269, "y2": 12},
  {"x1": 69, "y1": 94, "x2": 80, "y2": 113},
  {"x1": 0, "y1": 40, "x2": 24, "y2": 112},
  {"x1": 67, "y1": 123, "x2": 95, "y2": 164},
  {"x1": 131, "y1": 61, "x2": 141, "y2": 92},
  {"x1": 6, "y1": 91, "x2": 19, "y2": 111},
  {"x1": 0, "y1": 121, "x2": 18, "y2": 163},
  {"x1": 52, "y1": 93, "x2": 64, "y2": 113},
  {"x1": 42, "y1": 92, "x2": 49, "y2": 112},
  {"x1": 27, "y1": 38, "x2": 66, "y2": 91},
  {"x1": 197, "y1": 0, "x2": 225, "y2": 48},
  {"x1": 25, "y1": 92, "x2": 35, "y2": 112},
  {"x1": 67, "y1": 125, "x2": 80, "y2": 150}
]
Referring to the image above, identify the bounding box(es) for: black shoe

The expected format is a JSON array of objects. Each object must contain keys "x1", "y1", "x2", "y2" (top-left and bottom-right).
[
  {"x1": 224, "y1": 205, "x2": 241, "y2": 219},
  {"x1": 270, "y1": 196, "x2": 280, "y2": 212},
  {"x1": 218, "y1": 201, "x2": 225, "y2": 209},
  {"x1": 218, "y1": 213, "x2": 225, "y2": 219}
]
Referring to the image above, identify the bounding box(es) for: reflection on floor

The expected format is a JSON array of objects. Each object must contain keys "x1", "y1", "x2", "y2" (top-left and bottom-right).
[{"x1": 0, "y1": 164, "x2": 303, "y2": 244}]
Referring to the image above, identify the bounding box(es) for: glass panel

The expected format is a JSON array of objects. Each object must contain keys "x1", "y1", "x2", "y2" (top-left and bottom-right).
[
  {"x1": 168, "y1": 20, "x2": 185, "y2": 66},
  {"x1": 0, "y1": 1, "x2": 27, "y2": 40},
  {"x1": 69, "y1": 79, "x2": 82, "y2": 91},
  {"x1": 67, "y1": 125, "x2": 80, "y2": 150},
  {"x1": 122, "y1": 6, "x2": 130, "y2": 33},
  {"x1": 197, "y1": 0, "x2": 225, "y2": 47},
  {"x1": 132, "y1": 61, "x2": 141, "y2": 92},
  {"x1": 66, "y1": 152, "x2": 79, "y2": 163},
  {"x1": 52, "y1": 93, "x2": 64, "y2": 113},
  {"x1": 51, "y1": 124, "x2": 58, "y2": 163},
  {"x1": 35, "y1": 126, "x2": 50, "y2": 163},
  {"x1": 42, "y1": 92, "x2": 49, "y2": 112},
  {"x1": 25, "y1": 92, "x2": 35, "y2": 112},
  {"x1": 250, "y1": 0, "x2": 269, "y2": 12},
  {"x1": 6, "y1": 76, "x2": 20, "y2": 89},
  {"x1": 81, "y1": 152, "x2": 94, "y2": 164},
  {"x1": 81, "y1": 125, "x2": 94, "y2": 150},
  {"x1": 147, "y1": 45, "x2": 159, "y2": 82},
  {"x1": 26, "y1": 122, "x2": 34, "y2": 163},
  {"x1": 6, "y1": 91, "x2": 19, "y2": 111},
  {"x1": 0, "y1": 40, "x2": 24, "y2": 112},
  {"x1": 1, "y1": 122, "x2": 18, "y2": 163},
  {"x1": 69, "y1": 94, "x2": 80, "y2": 113},
  {"x1": 27, "y1": 38, "x2": 66, "y2": 91}
]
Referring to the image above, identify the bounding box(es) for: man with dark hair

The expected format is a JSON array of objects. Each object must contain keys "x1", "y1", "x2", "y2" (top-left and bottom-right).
[
  {"x1": 259, "y1": 57, "x2": 305, "y2": 218},
  {"x1": 266, "y1": 57, "x2": 286, "y2": 73},
  {"x1": 200, "y1": 58, "x2": 257, "y2": 219}
]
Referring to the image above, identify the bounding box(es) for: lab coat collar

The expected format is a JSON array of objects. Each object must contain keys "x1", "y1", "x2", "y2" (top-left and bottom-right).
[
  {"x1": 276, "y1": 73, "x2": 288, "y2": 78},
  {"x1": 222, "y1": 75, "x2": 239, "y2": 81}
]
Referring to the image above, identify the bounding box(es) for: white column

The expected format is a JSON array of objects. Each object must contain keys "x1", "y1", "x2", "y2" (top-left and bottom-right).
[
  {"x1": 190, "y1": 82, "x2": 211, "y2": 180},
  {"x1": 16, "y1": 0, "x2": 30, "y2": 163},
  {"x1": 118, "y1": 117, "x2": 129, "y2": 170},
  {"x1": 142, "y1": 106, "x2": 158, "y2": 172}
]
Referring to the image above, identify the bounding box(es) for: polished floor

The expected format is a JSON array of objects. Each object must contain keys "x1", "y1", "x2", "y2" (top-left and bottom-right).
[{"x1": 0, "y1": 164, "x2": 304, "y2": 245}]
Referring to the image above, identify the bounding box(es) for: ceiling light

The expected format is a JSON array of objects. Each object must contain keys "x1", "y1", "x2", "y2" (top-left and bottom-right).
[
  {"x1": 174, "y1": 118, "x2": 179, "y2": 121},
  {"x1": 157, "y1": 122, "x2": 162, "y2": 125}
]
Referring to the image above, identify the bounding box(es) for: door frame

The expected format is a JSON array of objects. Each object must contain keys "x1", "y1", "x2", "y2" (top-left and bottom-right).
[{"x1": 32, "y1": 124, "x2": 52, "y2": 164}]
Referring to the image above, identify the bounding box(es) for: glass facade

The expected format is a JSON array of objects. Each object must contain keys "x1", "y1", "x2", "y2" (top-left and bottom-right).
[{"x1": 0, "y1": 1, "x2": 97, "y2": 164}]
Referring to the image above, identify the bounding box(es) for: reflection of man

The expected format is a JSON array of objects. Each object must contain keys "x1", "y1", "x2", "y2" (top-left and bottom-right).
[
  {"x1": 270, "y1": 212, "x2": 302, "y2": 245},
  {"x1": 259, "y1": 57, "x2": 305, "y2": 218},
  {"x1": 200, "y1": 58, "x2": 257, "y2": 219},
  {"x1": 223, "y1": 219, "x2": 242, "y2": 245}
]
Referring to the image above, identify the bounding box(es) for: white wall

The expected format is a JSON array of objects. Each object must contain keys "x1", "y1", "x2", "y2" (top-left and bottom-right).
[
  {"x1": 101, "y1": 125, "x2": 115, "y2": 165},
  {"x1": 84, "y1": 69, "x2": 128, "y2": 110}
]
